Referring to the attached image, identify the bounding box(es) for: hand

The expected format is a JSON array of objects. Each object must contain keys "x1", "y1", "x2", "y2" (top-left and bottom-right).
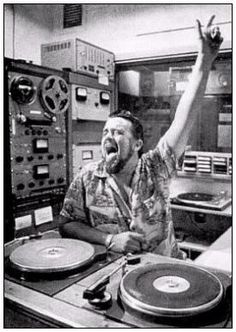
[
  {"x1": 111, "y1": 231, "x2": 145, "y2": 254},
  {"x1": 196, "y1": 15, "x2": 223, "y2": 61}
]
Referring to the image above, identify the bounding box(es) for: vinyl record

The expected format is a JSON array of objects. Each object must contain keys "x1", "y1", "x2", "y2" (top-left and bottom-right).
[
  {"x1": 119, "y1": 263, "x2": 224, "y2": 318},
  {"x1": 177, "y1": 192, "x2": 214, "y2": 202},
  {"x1": 9, "y1": 239, "x2": 95, "y2": 273}
]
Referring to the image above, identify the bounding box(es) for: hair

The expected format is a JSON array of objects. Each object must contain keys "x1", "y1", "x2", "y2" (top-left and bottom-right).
[{"x1": 109, "y1": 110, "x2": 144, "y2": 156}]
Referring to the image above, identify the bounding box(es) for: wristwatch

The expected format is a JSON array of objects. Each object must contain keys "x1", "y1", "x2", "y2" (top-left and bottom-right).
[{"x1": 105, "y1": 234, "x2": 114, "y2": 248}]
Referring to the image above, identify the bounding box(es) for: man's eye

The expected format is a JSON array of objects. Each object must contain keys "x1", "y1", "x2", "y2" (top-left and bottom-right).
[
  {"x1": 115, "y1": 130, "x2": 124, "y2": 135},
  {"x1": 102, "y1": 130, "x2": 108, "y2": 136},
  {"x1": 147, "y1": 217, "x2": 157, "y2": 225}
]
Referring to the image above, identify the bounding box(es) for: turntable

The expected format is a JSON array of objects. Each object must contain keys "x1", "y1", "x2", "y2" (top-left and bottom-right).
[
  {"x1": 9, "y1": 239, "x2": 96, "y2": 274},
  {"x1": 5, "y1": 236, "x2": 119, "y2": 295},
  {"x1": 171, "y1": 191, "x2": 231, "y2": 211},
  {"x1": 118, "y1": 263, "x2": 226, "y2": 324},
  {"x1": 4, "y1": 236, "x2": 231, "y2": 328}
]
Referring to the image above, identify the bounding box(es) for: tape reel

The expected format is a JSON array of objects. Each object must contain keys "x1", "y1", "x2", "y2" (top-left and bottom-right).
[
  {"x1": 10, "y1": 76, "x2": 36, "y2": 104},
  {"x1": 10, "y1": 74, "x2": 70, "y2": 115},
  {"x1": 40, "y1": 75, "x2": 70, "y2": 114}
]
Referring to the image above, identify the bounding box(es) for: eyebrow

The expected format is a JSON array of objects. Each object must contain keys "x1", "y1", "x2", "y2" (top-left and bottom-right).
[{"x1": 103, "y1": 125, "x2": 126, "y2": 131}]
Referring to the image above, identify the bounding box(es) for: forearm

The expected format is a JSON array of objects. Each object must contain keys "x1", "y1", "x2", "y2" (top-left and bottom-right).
[
  {"x1": 177, "y1": 54, "x2": 212, "y2": 120},
  {"x1": 165, "y1": 54, "x2": 213, "y2": 158},
  {"x1": 59, "y1": 219, "x2": 145, "y2": 254},
  {"x1": 59, "y1": 219, "x2": 109, "y2": 246},
  {"x1": 174, "y1": 55, "x2": 212, "y2": 133}
]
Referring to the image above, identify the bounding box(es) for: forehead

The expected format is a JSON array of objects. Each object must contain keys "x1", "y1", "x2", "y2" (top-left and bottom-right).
[{"x1": 104, "y1": 117, "x2": 133, "y2": 131}]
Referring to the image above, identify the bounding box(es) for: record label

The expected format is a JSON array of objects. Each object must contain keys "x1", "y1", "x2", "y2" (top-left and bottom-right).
[{"x1": 153, "y1": 276, "x2": 190, "y2": 293}]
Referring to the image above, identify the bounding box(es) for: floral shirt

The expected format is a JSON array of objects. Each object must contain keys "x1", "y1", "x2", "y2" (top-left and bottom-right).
[{"x1": 60, "y1": 137, "x2": 183, "y2": 259}]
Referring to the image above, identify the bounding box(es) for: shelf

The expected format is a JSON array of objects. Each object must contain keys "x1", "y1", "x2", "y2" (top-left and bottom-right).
[
  {"x1": 177, "y1": 171, "x2": 231, "y2": 181},
  {"x1": 171, "y1": 203, "x2": 231, "y2": 217},
  {"x1": 178, "y1": 151, "x2": 232, "y2": 181}
]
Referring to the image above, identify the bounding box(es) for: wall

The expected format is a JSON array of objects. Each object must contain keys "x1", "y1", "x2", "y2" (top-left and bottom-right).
[
  {"x1": 4, "y1": 4, "x2": 232, "y2": 64},
  {"x1": 50, "y1": 4, "x2": 232, "y2": 61},
  {"x1": 4, "y1": 4, "x2": 53, "y2": 63},
  {"x1": 4, "y1": 5, "x2": 14, "y2": 58}
]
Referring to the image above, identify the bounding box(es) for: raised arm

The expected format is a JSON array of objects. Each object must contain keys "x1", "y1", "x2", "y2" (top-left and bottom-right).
[{"x1": 163, "y1": 15, "x2": 223, "y2": 159}]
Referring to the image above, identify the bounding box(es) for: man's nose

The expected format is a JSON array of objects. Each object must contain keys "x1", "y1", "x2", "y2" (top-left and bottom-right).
[
  {"x1": 130, "y1": 220, "x2": 137, "y2": 232},
  {"x1": 104, "y1": 131, "x2": 114, "y2": 141}
]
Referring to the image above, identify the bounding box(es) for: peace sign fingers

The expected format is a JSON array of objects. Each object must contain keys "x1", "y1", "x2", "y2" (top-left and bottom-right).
[{"x1": 196, "y1": 15, "x2": 223, "y2": 59}]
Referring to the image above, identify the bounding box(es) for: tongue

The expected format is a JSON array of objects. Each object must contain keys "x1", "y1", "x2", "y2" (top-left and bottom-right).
[{"x1": 106, "y1": 152, "x2": 118, "y2": 163}]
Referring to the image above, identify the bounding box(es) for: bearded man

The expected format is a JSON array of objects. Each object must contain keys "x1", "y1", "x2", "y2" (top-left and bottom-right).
[{"x1": 59, "y1": 16, "x2": 223, "y2": 258}]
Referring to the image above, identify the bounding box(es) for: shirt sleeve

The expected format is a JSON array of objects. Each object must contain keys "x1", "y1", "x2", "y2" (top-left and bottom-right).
[
  {"x1": 60, "y1": 170, "x2": 87, "y2": 222},
  {"x1": 148, "y1": 136, "x2": 177, "y2": 179}
]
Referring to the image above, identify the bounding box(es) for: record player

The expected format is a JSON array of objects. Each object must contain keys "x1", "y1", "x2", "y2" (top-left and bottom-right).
[
  {"x1": 171, "y1": 191, "x2": 231, "y2": 211},
  {"x1": 4, "y1": 233, "x2": 232, "y2": 328}
]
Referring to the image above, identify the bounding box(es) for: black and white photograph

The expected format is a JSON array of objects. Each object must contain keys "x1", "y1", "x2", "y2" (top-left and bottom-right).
[{"x1": 3, "y1": 3, "x2": 232, "y2": 328}]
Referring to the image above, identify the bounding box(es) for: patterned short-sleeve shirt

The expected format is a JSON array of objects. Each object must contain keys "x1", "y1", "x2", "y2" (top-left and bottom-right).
[{"x1": 60, "y1": 137, "x2": 183, "y2": 259}]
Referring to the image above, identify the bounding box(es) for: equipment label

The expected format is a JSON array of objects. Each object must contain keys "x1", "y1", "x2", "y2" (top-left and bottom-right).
[{"x1": 34, "y1": 206, "x2": 53, "y2": 225}]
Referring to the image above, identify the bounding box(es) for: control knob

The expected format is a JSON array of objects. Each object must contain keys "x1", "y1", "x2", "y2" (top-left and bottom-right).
[
  {"x1": 55, "y1": 127, "x2": 62, "y2": 133},
  {"x1": 16, "y1": 113, "x2": 27, "y2": 124}
]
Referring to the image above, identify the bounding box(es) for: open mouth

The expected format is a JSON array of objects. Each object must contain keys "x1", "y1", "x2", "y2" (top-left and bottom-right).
[
  {"x1": 104, "y1": 143, "x2": 119, "y2": 164},
  {"x1": 106, "y1": 145, "x2": 118, "y2": 155},
  {"x1": 105, "y1": 142, "x2": 119, "y2": 157}
]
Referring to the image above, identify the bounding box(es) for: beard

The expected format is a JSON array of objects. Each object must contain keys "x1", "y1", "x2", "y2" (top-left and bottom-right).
[{"x1": 104, "y1": 148, "x2": 134, "y2": 174}]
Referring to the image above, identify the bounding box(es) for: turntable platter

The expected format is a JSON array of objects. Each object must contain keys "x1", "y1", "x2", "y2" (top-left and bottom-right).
[
  {"x1": 177, "y1": 192, "x2": 214, "y2": 202},
  {"x1": 119, "y1": 263, "x2": 224, "y2": 318},
  {"x1": 9, "y1": 239, "x2": 95, "y2": 273}
]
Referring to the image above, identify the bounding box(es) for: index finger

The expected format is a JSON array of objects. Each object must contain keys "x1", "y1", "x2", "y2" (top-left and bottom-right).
[
  {"x1": 207, "y1": 15, "x2": 215, "y2": 28},
  {"x1": 196, "y1": 19, "x2": 203, "y2": 39}
]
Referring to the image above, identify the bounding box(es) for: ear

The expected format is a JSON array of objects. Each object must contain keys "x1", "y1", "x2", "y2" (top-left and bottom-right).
[{"x1": 134, "y1": 139, "x2": 143, "y2": 153}]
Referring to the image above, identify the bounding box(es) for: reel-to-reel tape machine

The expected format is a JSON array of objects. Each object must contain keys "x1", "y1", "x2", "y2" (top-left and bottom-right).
[{"x1": 4, "y1": 58, "x2": 72, "y2": 241}]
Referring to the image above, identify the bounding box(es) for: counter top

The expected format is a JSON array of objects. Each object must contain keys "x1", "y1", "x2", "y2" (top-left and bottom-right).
[
  {"x1": 5, "y1": 278, "x2": 126, "y2": 328},
  {"x1": 195, "y1": 227, "x2": 232, "y2": 274}
]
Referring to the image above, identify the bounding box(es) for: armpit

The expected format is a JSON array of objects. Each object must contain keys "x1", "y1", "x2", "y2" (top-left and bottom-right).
[{"x1": 148, "y1": 137, "x2": 177, "y2": 178}]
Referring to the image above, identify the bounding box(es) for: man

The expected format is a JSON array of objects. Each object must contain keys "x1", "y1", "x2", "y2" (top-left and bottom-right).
[{"x1": 59, "y1": 16, "x2": 223, "y2": 258}]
